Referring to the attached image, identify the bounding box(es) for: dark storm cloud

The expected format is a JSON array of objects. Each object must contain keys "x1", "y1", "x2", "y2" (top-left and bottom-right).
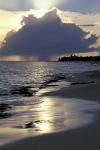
[
  {"x1": 60, "y1": 0, "x2": 100, "y2": 13},
  {"x1": 0, "y1": 9, "x2": 98, "y2": 60}
]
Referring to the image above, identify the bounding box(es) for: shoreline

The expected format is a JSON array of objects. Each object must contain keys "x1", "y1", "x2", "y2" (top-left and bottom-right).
[
  {"x1": 0, "y1": 78, "x2": 100, "y2": 150},
  {"x1": 41, "y1": 82, "x2": 100, "y2": 102}
]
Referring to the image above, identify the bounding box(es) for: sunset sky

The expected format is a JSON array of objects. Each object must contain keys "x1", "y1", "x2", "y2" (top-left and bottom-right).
[{"x1": 0, "y1": 0, "x2": 100, "y2": 61}]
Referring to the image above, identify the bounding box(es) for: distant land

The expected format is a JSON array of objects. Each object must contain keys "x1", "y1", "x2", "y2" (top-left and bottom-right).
[{"x1": 58, "y1": 55, "x2": 100, "y2": 62}]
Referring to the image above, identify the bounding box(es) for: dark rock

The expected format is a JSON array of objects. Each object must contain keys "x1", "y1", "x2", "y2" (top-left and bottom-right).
[
  {"x1": 71, "y1": 81, "x2": 95, "y2": 85},
  {"x1": 15, "y1": 122, "x2": 35, "y2": 129},
  {"x1": 0, "y1": 103, "x2": 12, "y2": 112},
  {"x1": 16, "y1": 120, "x2": 45, "y2": 129},
  {"x1": 11, "y1": 86, "x2": 33, "y2": 97},
  {"x1": 46, "y1": 84, "x2": 58, "y2": 87},
  {"x1": 0, "y1": 93, "x2": 8, "y2": 96},
  {"x1": 0, "y1": 112, "x2": 12, "y2": 119},
  {"x1": 57, "y1": 76, "x2": 66, "y2": 80},
  {"x1": 0, "y1": 103, "x2": 12, "y2": 119},
  {"x1": 90, "y1": 81, "x2": 95, "y2": 84},
  {"x1": 25, "y1": 122, "x2": 35, "y2": 128},
  {"x1": 34, "y1": 120, "x2": 44, "y2": 124},
  {"x1": 71, "y1": 82, "x2": 80, "y2": 85}
]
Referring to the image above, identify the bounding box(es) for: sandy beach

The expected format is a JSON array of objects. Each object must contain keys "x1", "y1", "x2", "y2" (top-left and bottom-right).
[{"x1": 0, "y1": 72, "x2": 100, "y2": 150}]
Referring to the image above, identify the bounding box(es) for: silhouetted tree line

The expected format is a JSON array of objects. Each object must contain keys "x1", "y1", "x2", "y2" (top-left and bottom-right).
[{"x1": 58, "y1": 55, "x2": 100, "y2": 62}]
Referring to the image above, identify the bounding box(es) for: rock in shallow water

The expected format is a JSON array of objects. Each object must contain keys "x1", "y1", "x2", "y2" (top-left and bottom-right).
[
  {"x1": 0, "y1": 112, "x2": 12, "y2": 119},
  {"x1": 0, "y1": 103, "x2": 12, "y2": 119},
  {"x1": 15, "y1": 120, "x2": 46, "y2": 129},
  {"x1": 0, "y1": 103, "x2": 12, "y2": 112},
  {"x1": 16, "y1": 122, "x2": 35, "y2": 129},
  {"x1": 11, "y1": 86, "x2": 34, "y2": 97},
  {"x1": 24, "y1": 122, "x2": 35, "y2": 128},
  {"x1": 71, "y1": 81, "x2": 95, "y2": 85}
]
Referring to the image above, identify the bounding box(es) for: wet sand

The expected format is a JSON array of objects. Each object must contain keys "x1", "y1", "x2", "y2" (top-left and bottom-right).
[
  {"x1": 0, "y1": 74, "x2": 100, "y2": 150},
  {"x1": 43, "y1": 82, "x2": 100, "y2": 101}
]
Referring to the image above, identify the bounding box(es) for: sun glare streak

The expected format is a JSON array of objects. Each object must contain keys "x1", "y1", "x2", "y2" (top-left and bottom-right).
[
  {"x1": 35, "y1": 97, "x2": 54, "y2": 133},
  {"x1": 32, "y1": 0, "x2": 56, "y2": 9},
  {"x1": 29, "y1": 9, "x2": 49, "y2": 18}
]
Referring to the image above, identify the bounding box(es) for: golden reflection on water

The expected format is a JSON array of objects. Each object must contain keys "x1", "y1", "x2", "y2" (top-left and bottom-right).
[
  {"x1": 35, "y1": 97, "x2": 54, "y2": 133},
  {"x1": 0, "y1": 95, "x2": 99, "y2": 146},
  {"x1": 34, "y1": 96, "x2": 100, "y2": 134}
]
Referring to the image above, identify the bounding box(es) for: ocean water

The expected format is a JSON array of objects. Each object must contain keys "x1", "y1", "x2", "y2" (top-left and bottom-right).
[
  {"x1": 0, "y1": 61, "x2": 100, "y2": 145},
  {"x1": 0, "y1": 61, "x2": 100, "y2": 93}
]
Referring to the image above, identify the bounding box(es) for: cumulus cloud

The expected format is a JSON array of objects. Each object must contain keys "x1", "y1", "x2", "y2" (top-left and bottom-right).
[{"x1": 0, "y1": 9, "x2": 99, "y2": 60}]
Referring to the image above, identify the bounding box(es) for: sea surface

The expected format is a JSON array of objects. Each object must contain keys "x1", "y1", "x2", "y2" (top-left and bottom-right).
[{"x1": 0, "y1": 61, "x2": 100, "y2": 145}]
